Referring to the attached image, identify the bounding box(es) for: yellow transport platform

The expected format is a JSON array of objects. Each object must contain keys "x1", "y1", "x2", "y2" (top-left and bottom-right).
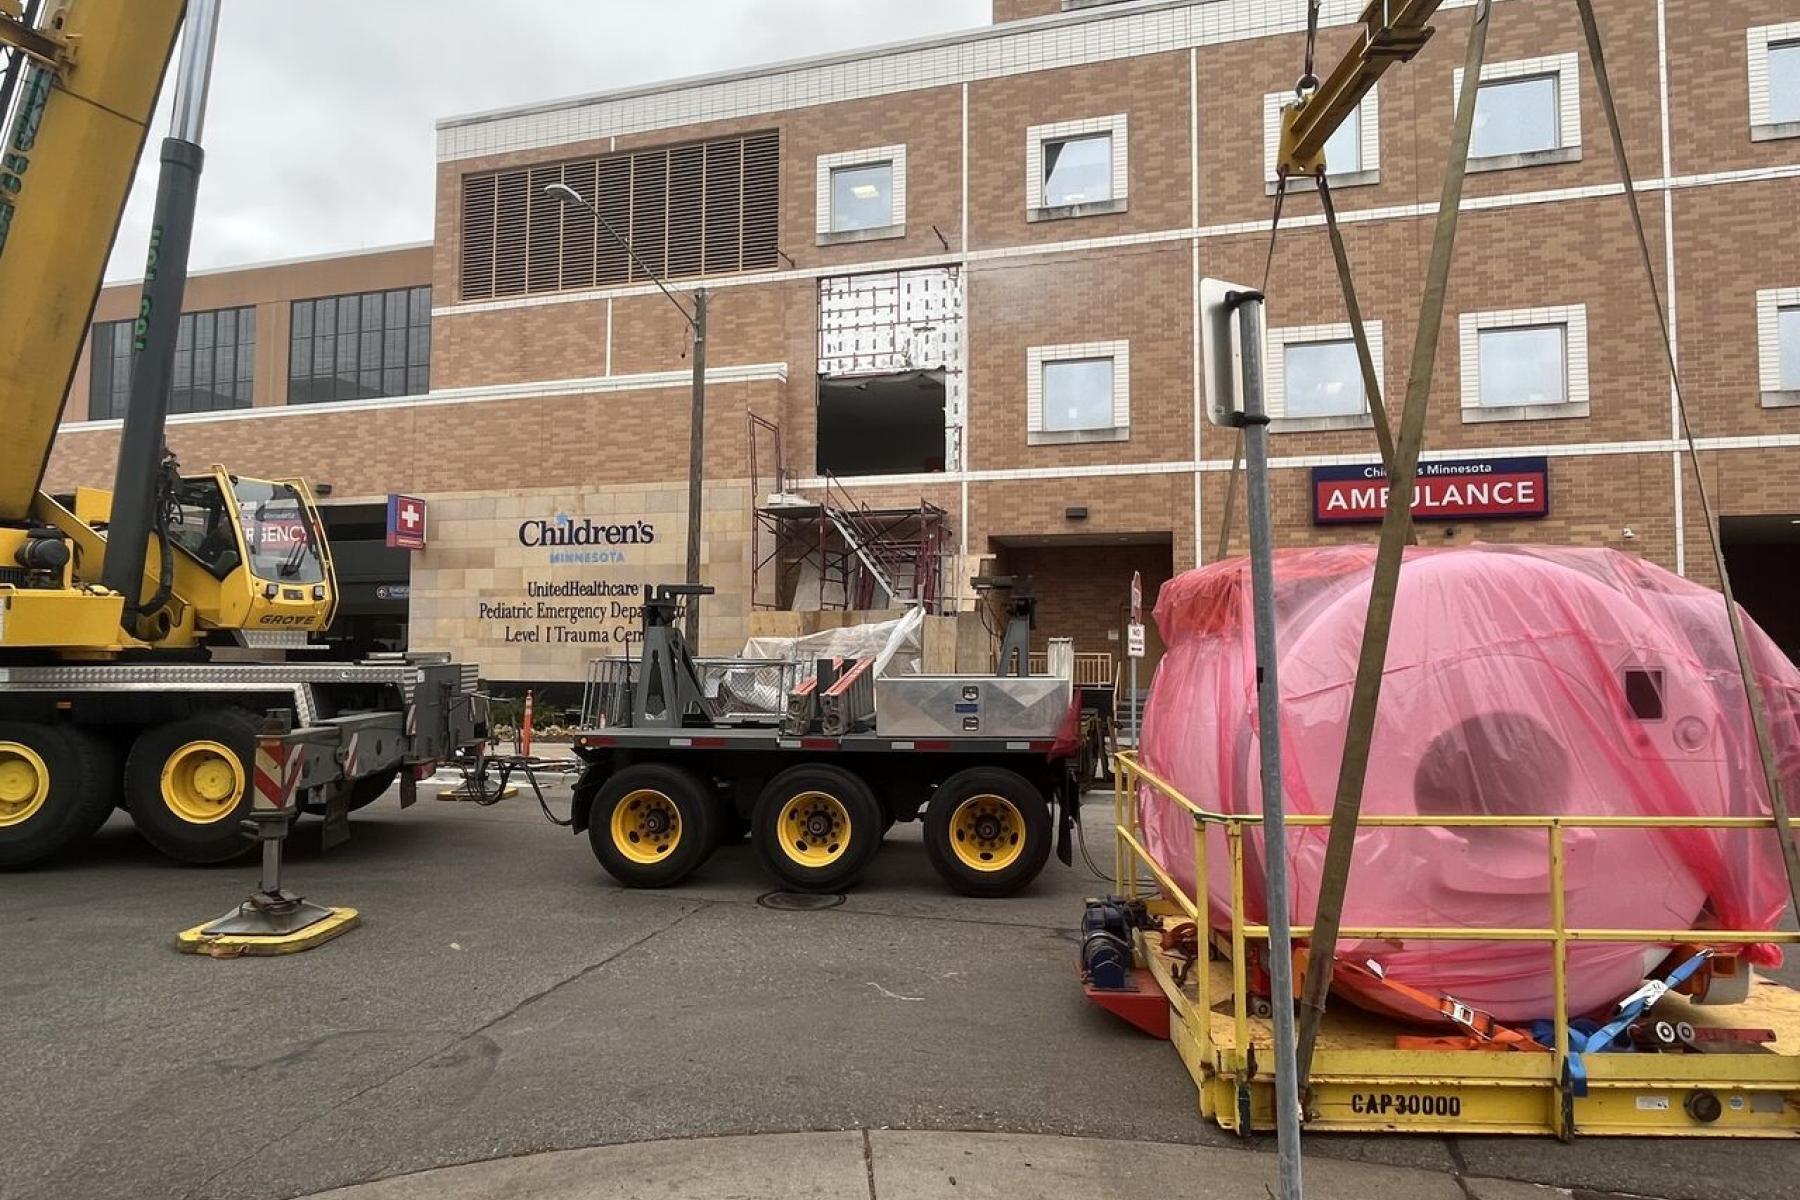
[
  {"x1": 1108, "y1": 752, "x2": 1800, "y2": 1139},
  {"x1": 175, "y1": 906, "x2": 360, "y2": 958}
]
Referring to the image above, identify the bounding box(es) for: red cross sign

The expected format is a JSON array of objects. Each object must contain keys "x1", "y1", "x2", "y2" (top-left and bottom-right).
[{"x1": 386, "y1": 494, "x2": 428, "y2": 550}]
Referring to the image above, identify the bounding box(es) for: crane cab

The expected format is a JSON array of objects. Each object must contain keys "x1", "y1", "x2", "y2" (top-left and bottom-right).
[{"x1": 1, "y1": 467, "x2": 337, "y2": 655}]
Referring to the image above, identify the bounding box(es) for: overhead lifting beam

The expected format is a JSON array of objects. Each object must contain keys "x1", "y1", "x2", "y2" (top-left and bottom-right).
[{"x1": 1278, "y1": 0, "x2": 1444, "y2": 177}]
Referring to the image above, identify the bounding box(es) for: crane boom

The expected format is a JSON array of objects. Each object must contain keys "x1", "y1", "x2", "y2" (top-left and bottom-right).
[{"x1": 0, "y1": 0, "x2": 186, "y2": 522}]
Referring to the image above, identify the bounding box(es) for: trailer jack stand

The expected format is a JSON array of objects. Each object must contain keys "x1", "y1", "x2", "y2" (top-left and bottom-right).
[{"x1": 176, "y1": 723, "x2": 359, "y2": 957}]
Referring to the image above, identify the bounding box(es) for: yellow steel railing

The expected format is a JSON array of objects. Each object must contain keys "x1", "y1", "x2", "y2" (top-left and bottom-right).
[{"x1": 1111, "y1": 749, "x2": 1800, "y2": 1125}]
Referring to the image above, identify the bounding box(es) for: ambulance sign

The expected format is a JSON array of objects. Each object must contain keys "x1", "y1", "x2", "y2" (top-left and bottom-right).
[
  {"x1": 1311, "y1": 457, "x2": 1550, "y2": 525},
  {"x1": 386, "y1": 494, "x2": 428, "y2": 550}
]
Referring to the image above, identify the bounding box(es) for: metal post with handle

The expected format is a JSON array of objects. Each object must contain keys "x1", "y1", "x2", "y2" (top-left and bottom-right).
[{"x1": 1201, "y1": 277, "x2": 1302, "y2": 1200}]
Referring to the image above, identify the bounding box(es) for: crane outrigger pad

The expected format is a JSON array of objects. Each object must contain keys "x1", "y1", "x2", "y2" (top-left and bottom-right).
[{"x1": 176, "y1": 904, "x2": 359, "y2": 958}]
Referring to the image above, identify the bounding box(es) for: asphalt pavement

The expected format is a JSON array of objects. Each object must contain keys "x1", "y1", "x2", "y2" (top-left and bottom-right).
[{"x1": 2, "y1": 773, "x2": 1797, "y2": 1200}]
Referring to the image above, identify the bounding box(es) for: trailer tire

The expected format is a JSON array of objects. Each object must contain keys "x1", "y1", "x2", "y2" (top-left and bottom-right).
[
  {"x1": 923, "y1": 767, "x2": 1052, "y2": 898},
  {"x1": 0, "y1": 723, "x2": 120, "y2": 869},
  {"x1": 753, "y1": 764, "x2": 882, "y2": 892},
  {"x1": 588, "y1": 764, "x2": 716, "y2": 887},
  {"x1": 124, "y1": 709, "x2": 259, "y2": 864}
]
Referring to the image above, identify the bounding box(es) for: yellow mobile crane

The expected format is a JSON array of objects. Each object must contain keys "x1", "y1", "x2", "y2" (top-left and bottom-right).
[{"x1": 0, "y1": 0, "x2": 484, "y2": 867}]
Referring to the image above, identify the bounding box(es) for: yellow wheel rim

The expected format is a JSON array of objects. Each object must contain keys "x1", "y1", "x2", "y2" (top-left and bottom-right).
[
  {"x1": 777, "y1": 791, "x2": 852, "y2": 869},
  {"x1": 0, "y1": 741, "x2": 50, "y2": 828},
  {"x1": 160, "y1": 740, "x2": 245, "y2": 825},
  {"x1": 610, "y1": 789, "x2": 682, "y2": 864},
  {"x1": 948, "y1": 794, "x2": 1026, "y2": 872}
]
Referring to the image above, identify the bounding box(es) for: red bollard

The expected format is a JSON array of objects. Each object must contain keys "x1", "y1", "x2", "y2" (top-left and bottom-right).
[{"x1": 521, "y1": 689, "x2": 535, "y2": 758}]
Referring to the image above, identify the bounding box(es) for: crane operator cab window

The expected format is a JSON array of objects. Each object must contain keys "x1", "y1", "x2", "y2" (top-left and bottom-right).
[
  {"x1": 165, "y1": 476, "x2": 325, "y2": 584},
  {"x1": 167, "y1": 476, "x2": 243, "y2": 579},
  {"x1": 232, "y1": 479, "x2": 326, "y2": 585}
]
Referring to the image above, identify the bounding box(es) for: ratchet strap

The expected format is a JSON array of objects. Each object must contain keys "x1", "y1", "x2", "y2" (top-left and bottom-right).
[
  {"x1": 1341, "y1": 960, "x2": 1546, "y2": 1052},
  {"x1": 1564, "y1": 950, "x2": 1714, "y2": 1096}
]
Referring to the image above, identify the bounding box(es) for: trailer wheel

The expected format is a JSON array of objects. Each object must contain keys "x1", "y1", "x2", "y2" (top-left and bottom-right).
[
  {"x1": 753, "y1": 764, "x2": 882, "y2": 892},
  {"x1": 124, "y1": 709, "x2": 258, "y2": 864},
  {"x1": 0, "y1": 723, "x2": 120, "y2": 869},
  {"x1": 588, "y1": 764, "x2": 716, "y2": 887},
  {"x1": 923, "y1": 767, "x2": 1052, "y2": 898}
]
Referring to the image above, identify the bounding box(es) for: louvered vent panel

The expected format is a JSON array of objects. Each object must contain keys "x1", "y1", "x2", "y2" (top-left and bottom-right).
[
  {"x1": 559, "y1": 160, "x2": 598, "y2": 290},
  {"x1": 526, "y1": 165, "x2": 564, "y2": 293},
  {"x1": 702, "y1": 139, "x2": 743, "y2": 275},
  {"x1": 596, "y1": 155, "x2": 632, "y2": 285},
  {"x1": 630, "y1": 149, "x2": 669, "y2": 282},
  {"x1": 741, "y1": 131, "x2": 780, "y2": 270},
  {"x1": 458, "y1": 130, "x2": 780, "y2": 301},
  {"x1": 492, "y1": 170, "x2": 529, "y2": 297},
  {"x1": 460, "y1": 175, "x2": 497, "y2": 300},
  {"x1": 666, "y1": 144, "x2": 705, "y2": 279}
]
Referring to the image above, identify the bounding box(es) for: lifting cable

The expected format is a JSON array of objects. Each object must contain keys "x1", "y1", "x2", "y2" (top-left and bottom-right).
[
  {"x1": 1317, "y1": 177, "x2": 1406, "y2": 495},
  {"x1": 1571, "y1": 0, "x2": 1800, "y2": 924},
  {"x1": 1294, "y1": 0, "x2": 1494, "y2": 1087}
]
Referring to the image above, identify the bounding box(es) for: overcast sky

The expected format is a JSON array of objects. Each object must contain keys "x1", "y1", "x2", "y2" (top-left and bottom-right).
[{"x1": 103, "y1": 0, "x2": 991, "y2": 282}]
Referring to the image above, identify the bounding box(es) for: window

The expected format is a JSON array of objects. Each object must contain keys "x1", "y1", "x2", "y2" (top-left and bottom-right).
[
  {"x1": 88, "y1": 307, "x2": 255, "y2": 421},
  {"x1": 1027, "y1": 341, "x2": 1129, "y2": 443},
  {"x1": 1749, "y1": 25, "x2": 1800, "y2": 139},
  {"x1": 1783, "y1": 306, "x2": 1800, "y2": 389},
  {"x1": 815, "y1": 145, "x2": 906, "y2": 243},
  {"x1": 832, "y1": 164, "x2": 892, "y2": 230},
  {"x1": 1479, "y1": 326, "x2": 1566, "y2": 406},
  {"x1": 1043, "y1": 358, "x2": 1113, "y2": 429},
  {"x1": 1757, "y1": 287, "x2": 1800, "y2": 405},
  {"x1": 1026, "y1": 114, "x2": 1128, "y2": 220},
  {"x1": 1043, "y1": 134, "x2": 1111, "y2": 206},
  {"x1": 460, "y1": 130, "x2": 780, "y2": 301},
  {"x1": 1263, "y1": 87, "x2": 1380, "y2": 192},
  {"x1": 1455, "y1": 53, "x2": 1582, "y2": 169},
  {"x1": 1264, "y1": 322, "x2": 1384, "y2": 431},
  {"x1": 288, "y1": 286, "x2": 430, "y2": 405},
  {"x1": 1459, "y1": 305, "x2": 1590, "y2": 422},
  {"x1": 1472, "y1": 76, "x2": 1559, "y2": 158}
]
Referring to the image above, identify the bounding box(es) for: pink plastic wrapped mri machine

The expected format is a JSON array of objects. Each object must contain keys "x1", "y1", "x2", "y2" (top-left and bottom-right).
[{"x1": 1135, "y1": 544, "x2": 1800, "y2": 1022}]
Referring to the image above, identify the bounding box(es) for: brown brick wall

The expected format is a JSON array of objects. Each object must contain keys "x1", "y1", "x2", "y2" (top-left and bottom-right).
[
  {"x1": 992, "y1": 0, "x2": 1062, "y2": 23},
  {"x1": 45, "y1": 376, "x2": 784, "y2": 502},
  {"x1": 966, "y1": 50, "x2": 1193, "y2": 249},
  {"x1": 1667, "y1": 0, "x2": 1800, "y2": 177}
]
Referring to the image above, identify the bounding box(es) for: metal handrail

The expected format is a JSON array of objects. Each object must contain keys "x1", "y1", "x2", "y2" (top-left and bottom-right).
[{"x1": 1111, "y1": 748, "x2": 1800, "y2": 1127}]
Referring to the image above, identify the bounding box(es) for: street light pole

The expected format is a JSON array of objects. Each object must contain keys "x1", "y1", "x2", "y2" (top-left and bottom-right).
[
  {"x1": 545, "y1": 182, "x2": 707, "y2": 647},
  {"x1": 685, "y1": 289, "x2": 707, "y2": 646}
]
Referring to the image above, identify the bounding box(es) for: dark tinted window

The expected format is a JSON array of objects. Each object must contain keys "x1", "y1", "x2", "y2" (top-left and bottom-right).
[
  {"x1": 88, "y1": 307, "x2": 256, "y2": 421},
  {"x1": 288, "y1": 286, "x2": 430, "y2": 404}
]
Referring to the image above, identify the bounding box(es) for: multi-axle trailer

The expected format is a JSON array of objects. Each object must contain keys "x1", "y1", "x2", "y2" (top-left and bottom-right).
[{"x1": 563, "y1": 585, "x2": 1084, "y2": 897}]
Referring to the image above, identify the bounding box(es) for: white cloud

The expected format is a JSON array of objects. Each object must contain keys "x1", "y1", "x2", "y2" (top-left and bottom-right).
[{"x1": 104, "y1": 0, "x2": 990, "y2": 281}]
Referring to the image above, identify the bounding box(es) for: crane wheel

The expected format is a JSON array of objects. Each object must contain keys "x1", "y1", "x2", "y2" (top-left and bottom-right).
[
  {"x1": 0, "y1": 723, "x2": 120, "y2": 870},
  {"x1": 589, "y1": 763, "x2": 717, "y2": 887},
  {"x1": 922, "y1": 767, "x2": 1052, "y2": 898},
  {"x1": 124, "y1": 709, "x2": 259, "y2": 864},
  {"x1": 752, "y1": 764, "x2": 882, "y2": 892}
]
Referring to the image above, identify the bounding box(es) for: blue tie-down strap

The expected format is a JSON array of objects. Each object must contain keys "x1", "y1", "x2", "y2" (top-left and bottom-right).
[{"x1": 1552, "y1": 950, "x2": 1714, "y2": 1097}]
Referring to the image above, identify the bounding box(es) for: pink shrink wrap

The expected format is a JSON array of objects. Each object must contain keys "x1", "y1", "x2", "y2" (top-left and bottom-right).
[{"x1": 1137, "y1": 544, "x2": 1800, "y2": 1022}]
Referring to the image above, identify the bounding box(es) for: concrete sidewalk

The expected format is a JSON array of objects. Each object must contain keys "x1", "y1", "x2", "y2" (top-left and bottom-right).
[{"x1": 300, "y1": 1130, "x2": 1591, "y2": 1200}]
